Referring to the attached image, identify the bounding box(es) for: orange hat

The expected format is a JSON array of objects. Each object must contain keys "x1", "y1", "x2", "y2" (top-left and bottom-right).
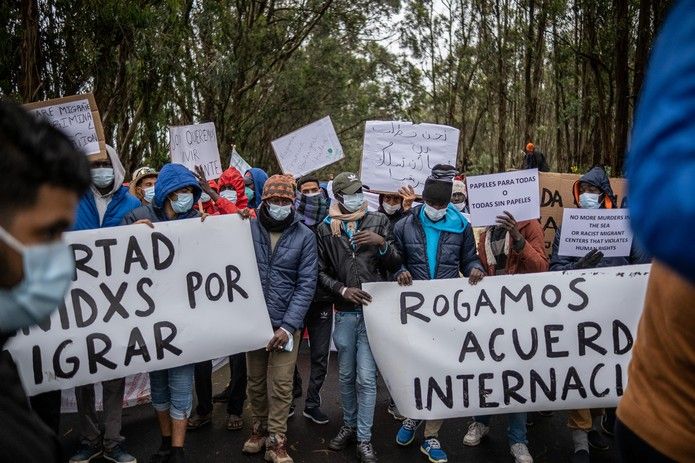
[
  {"x1": 262, "y1": 174, "x2": 296, "y2": 201},
  {"x1": 526, "y1": 143, "x2": 535, "y2": 152}
]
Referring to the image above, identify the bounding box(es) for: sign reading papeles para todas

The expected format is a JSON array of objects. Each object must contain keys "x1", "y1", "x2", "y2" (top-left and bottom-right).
[
  {"x1": 558, "y1": 209, "x2": 633, "y2": 257},
  {"x1": 363, "y1": 265, "x2": 650, "y2": 420},
  {"x1": 467, "y1": 169, "x2": 540, "y2": 227},
  {"x1": 25, "y1": 93, "x2": 107, "y2": 160},
  {"x1": 6, "y1": 215, "x2": 274, "y2": 396},
  {"x1": 169, "y1": 122, "x2": 223, "y2": 180}
]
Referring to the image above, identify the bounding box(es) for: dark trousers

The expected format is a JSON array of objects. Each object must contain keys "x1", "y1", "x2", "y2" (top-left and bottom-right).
[
  {"x1": 30, "y1": 390, "x2": 61, "y2": 434},
  {"x1": 616, "y1": 418, "x2": 675, "y2": 462},
  {"x1": 194, "y1": 353, "x2": 247, "y2": 416},
  {"x1": 292, "y1": 301, "x2": 333, "y2": 409}
]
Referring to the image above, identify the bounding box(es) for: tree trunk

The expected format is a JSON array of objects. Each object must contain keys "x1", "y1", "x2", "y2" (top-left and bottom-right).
[
  {"x1": 19, "y1": 0, "x2": 40, "y2": 102},
  {"x1": 633, "y1": 0, "x2": 651, "y2": 104},
  {"x1": 612, "y1": 0, "x2": 630, "y2": 174}
]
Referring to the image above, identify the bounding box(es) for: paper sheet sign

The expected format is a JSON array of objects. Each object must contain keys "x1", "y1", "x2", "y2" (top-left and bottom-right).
[
  {"x1": 169, "y1": 122, "x2": 223, "y2": 180},
  {"x1": 25, "y1": 93, "x2": 107, "y2": 159},
  {"x1": 229, "y1": 147, "x2": 252, "y2": 176},
  {"x1": 360, "y1": 121, "x2": 459, "y2": 194},
  {"x1": 558, "y1": 209, "x2": 633, "y2": 257},
  {"x1": 271, "y1": 116, "x2": 344, "y2": 178},
  {"x1": 467, "y1": 169, "x2": 540, "y2": 226}
]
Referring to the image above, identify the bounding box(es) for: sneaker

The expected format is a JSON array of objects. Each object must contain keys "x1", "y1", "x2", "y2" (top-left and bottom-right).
[
  {"x1": 288, "y1": 402, "x2": 295, "y2": 418},
  {"x1": 103, "y1": 444, "x2": 137, "y2": 463},
  {"x1": 571, "y1": 449, "x2": 590, "y2": 463},
  {"x1": 303, "y1": 406, "x2": 329, "y2": 425},
  {"x1": 463, "y1": 421, "x2": 489, "y2": 446},
  {"x1": 420, "y1": 438, "x2": 448, "y2": 463},
  {"x1": 213, "y1": 384, "x2": 231, "y2": 403},
  {"x1": 242, "y1": 422, "x2": 268, "y2": 454},
  {"x1": 70, "y1": 443, "x2": 103, "y2": 463},
  {"x1": 264, "y1": 433, "x2": 293, "y2": 463},
  {"x1": 187, "y1": 412, "x2": 211, "y2": 430},
  {"x1": 328, "y1": 425, "x2": 356, "y2": 451},
  {"x1": 387, "y1": 401, "x2": 405, "y2": 421},
  {"x1": 588, "y1": 430, "x2": 610, "y2": 450},
  {"x1": 356, "y1": 440, "x2": 378, "y2": 463},
  {"x1": 510, "y1": 443, "x2": 534, "y2": 463},
  {"x1": 396, "y1": 418, "x2": 422, "y2": 446}
]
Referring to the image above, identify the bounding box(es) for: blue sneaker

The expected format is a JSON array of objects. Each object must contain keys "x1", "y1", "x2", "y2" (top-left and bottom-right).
[
  {"x1": 103, "y1": 444, "x2": 136, "y2": 463},
  {"x1": 420, "y1": 438, "x2": 448, "y2": 463},
  {"x1": 396, "y1": 418, "x2": 422, "y2": 446},
  {"x1": 69, "y1": 443, "x2": 103, "y2": 463}
]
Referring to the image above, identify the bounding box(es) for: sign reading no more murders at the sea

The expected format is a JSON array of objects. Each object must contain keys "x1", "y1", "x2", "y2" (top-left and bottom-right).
[
  {"x1": 6, "y1": 215, "x2": 274, "y2": 396},
  {"x1": 467, "y1": 169, "x2": 540, "y2": 227},
  {"x1": 271, "y1": 116, "x2": 344, "y2": 178},
  {"x1": 558, "y1": 209, "x2": 633, "y2": 258},
  {"x1": 25, "y1": 93, "x2": 107, "y2": 159},
  {"x1": 363, "y1": 265, "x2": 650, "y2": 420},
  {"x1": 169, "y1": 122, "x2": 223, "y2": 180},
  {"x1": 361, "y1": 121, "x2": 460, "y2": 194}
]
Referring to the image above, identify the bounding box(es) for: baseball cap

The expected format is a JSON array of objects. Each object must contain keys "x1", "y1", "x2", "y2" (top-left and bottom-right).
[{"x1": 332, "y1": 172, "x2": 362, "y2": 196}]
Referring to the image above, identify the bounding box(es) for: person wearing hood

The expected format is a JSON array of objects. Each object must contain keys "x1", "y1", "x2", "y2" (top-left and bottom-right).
[
  {"x1": 450, "y1": 176, "x2": 469, "y2": 213},
  {"x1": 195, "y1": 166, "x2": 254, "y2": 217},
  {"x1": 70, "y1": 144, "x2": 140, "y2": 463},
  {"x1": 392, "y1": 165, "x2": 485, "y2": 463},
  {"x1": 122, "y1": 163, "x2": 204, "y2": 463},
  {"x1": 318, "y1": 172, "x2": 402, "y2": 463},
  {"x1": 243, "y1": 175, "x2": 317, "y2": 463},
  {"x1": 549, "y1": 165, "x2": 649, "y2": 463},
  {"x1": 0, "y1": 100, "x2": 91, "y2": 463},
  {"x1": 245, "y1": 167, "x2": 269, "y2": 209},
  {"x1": 129, "y1": 166, "x2": 158, "y2": 205},
  {"x1": 378, "y1": 185, "x2": 416, "y2": 227}
]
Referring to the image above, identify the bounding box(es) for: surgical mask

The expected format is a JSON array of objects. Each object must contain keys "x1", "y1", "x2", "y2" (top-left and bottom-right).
[
  {"x1": 303, "y1": 192, "x2": 321, "y2": 198},
  {"x1": 452, "y1": 201, "x2": 466, "y2": 212},
  {"x1": 268, "y1": 203, "x2": 292, "y2": 221},
  {"x1": 170, "y1": 192, "x2": 194, "y2": 213},
  {"x1": 579, "y1": 192, "x2": 601, "y2": 209},
  {"x1": 245, "y1": 187, "x2": 255, "y2": 202},
  {"x1": 91, "y1": 167, "x2": 114, "y2": 188},
  {"x1": 382, "y1": 203, "x2": 401, "y2": 215},
  {"x1": 220, "y1": 190, "x2": 238, "y2": 203},
  {"x1": 199, "y1": 192, "x2": 211, "y2": 203},
  {"x1": 143, "y1": 186, "x2": 155, "y2": 203},
  {"x1": 424, "y1": 204, "x2": 447, "y2": 221},
  {"x1": 341, "y1": 193, "x2": 364, "y2": 213},
  {"x1": 0, "y1": 226, "x2": 74, "y2": 332}
]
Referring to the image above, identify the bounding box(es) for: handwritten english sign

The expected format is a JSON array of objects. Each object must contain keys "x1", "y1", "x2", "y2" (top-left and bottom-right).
[
  {"x1": 467, "y1": 169, "x2": 540, "y2": 227},
  {"x1": 169, "y1": 122, "x2": 223, "y2": 180},
  {"x1": 271, "y1": 116, "x2": 344, "y2": 178},
  {"x1": 558, "y1": 209, "x2": 633, "y2": 257},
  {"x1": 361, "y1": 121, "x2": 459, "y2": 194}
]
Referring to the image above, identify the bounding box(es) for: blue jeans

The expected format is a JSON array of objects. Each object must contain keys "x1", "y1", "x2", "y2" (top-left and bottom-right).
[
  {"x1": 149, "y1": 364, "x2": 195, "y2": 420},
  {"x1": 333, "y1": 311, "x2": 378, "y2": 442},
  {"x1": 477, "y1": 412, "x2": 527, "y2": 445}
]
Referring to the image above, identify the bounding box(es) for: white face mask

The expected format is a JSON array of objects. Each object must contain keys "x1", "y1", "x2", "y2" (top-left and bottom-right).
[
  {"x1": 199, "y1": 192, "x2": 211, "y2": 203},
  {"x1": 143, "y1": 186, "x2": 155, "y2": 203},
  {"x1": 424, "y1": 204, "x2": 447, "y2": 221},
  {"x1": 220, "y1": 190, "x2": 238, "y2": 203},
  {"x1": 91, "y1": 167, "x2": 114, "y2": 188},
  {"x1": 452, "y1": 201, "x2": 466, "y2": 212},
  {"x1": 382, "y1": 203, "x2": 401, "y2": 215},
  {"x1": 341, "y1": 193, "x2": 364, "y2": 213}
]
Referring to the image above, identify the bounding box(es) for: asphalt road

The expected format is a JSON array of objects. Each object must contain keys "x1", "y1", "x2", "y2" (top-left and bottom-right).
[{"x1": 59, "y1": 347, "x2": 620, "y2": 463}]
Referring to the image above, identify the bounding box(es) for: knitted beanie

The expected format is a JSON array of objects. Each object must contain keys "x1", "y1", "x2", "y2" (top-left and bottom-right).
[
  {"x1": 262, "y1": 174, "x2": 296, "y2": 201},
  {"x1": 422, "y1": 164, "x2": 457, "y2": 204}
]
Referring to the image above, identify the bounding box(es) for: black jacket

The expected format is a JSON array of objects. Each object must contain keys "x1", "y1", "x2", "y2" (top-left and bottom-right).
[{"x1": 317, "y1": 212, "x2": 402, "y2": 311}]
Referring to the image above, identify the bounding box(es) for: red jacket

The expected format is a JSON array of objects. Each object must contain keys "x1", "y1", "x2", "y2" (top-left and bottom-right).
[
  {"x1": 197, "y1": 168, "x2": 256, "y2": 217},
  {"x1": 478, "y1": 219, "x2": 548, "y2": 275}
]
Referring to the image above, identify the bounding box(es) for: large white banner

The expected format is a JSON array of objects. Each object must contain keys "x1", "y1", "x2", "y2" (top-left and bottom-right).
[
  {"x1": 361, "y1": 121, "x2": 459, "y2": 194},
  {"x1": 363, "y1": 265, "x2": 650, "y2": 420},
  {"x1": 6, "y1": 215, "x2": 274, "y2": 396}
]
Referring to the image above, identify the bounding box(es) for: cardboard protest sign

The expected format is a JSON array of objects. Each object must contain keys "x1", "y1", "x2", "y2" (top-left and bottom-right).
[
  {"x1": 361, "y1": 121, "x2": 459, "y2": 194},
  {"x1": 6, "y1": 215, "x2": 274, "y2": 396},
  {"x1": 467, "y1": 169, "x2": 540, "y2": 227},
  {"x1": 229, "y1": 146, "x2": 252, "y2": 176},
  {"x1": 24, "y1": 93, "x2": 107, "y2": 160},
  {"x1": 271, "y1": 116, "x2": 344, "y2": 178},
  {"x1": 363, "y1": 265, "x2": 650, "y2": 419},
  {"x1": 558, "y1": 209, "x2": 633, "y2": 257},
  {"x1": 169, "y1": 122, "x2": 223, "y2": 180},
  {"x1": 539, "y1": 173, "x2": 627, "y2": 256}
]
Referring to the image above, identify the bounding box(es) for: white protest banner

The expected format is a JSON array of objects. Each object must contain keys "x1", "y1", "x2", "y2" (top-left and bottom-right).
[
  {"x1": 363, "y1": 265, "x2": 650, "y2": 420},
  {"x1": 271, "y1": 116, "x2": 344, "y2": 178},
  {"x1": 361, "y1": 121, "x2": 459, "y2": 194},
  {"x1": 169, "y1": 122, "x2": 223, "y2": 180},
  {"x1": 6, "y1": 215, "x2": 274, "y2": 396},
  {"x1": 25, "y1": 93, "x2": 107, "y2": 159},
  {"x1": 558, "y1": 209, "x2": 633, "y2": 258},
  {"x1": 229, "y1": 146, "x2": 252, "y2": 176},
  {"x1": 467, "y1": 169, "x2": 540, "y2": 227}
]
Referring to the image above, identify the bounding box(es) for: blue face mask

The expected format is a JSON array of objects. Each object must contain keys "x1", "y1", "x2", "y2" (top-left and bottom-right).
[
  {"x1": 0, "y1": 226, "x2": 74, "y2": 332},
  {"x1": 199, "y1": 192, "x2": 211, "y2": 203},
  {"x1": 91, "y1": 167, "x2": 114, "y2": 188},
  {"x1": 170, "y1": 192, "x2": 194, "y2": 213},
  {"x1": 341, "y1": 193, "x2": 364, "y2": 213},
  {"x1": 220, "y1": 190, "x2": 238, "y2": 203},
  {"x1": 579, "y1": 192, "x2": 601, "y2": 209},
  {"x1": 143, "y1": 186, "x2": 155, "y2": 203},
  {"x1": 424, "y1": 204, "x2": 447, "y2": 221},
  {"x1": 245, "y1": 187, "x2": 255, "y2": 202},
  {"x1": 268, "y1": 203, "x2": 292, "y2": 221}
]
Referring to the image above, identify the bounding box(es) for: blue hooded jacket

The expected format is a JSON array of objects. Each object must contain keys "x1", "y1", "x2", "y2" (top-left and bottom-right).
[{"x1": 246, "y1": 168, "x2": 268, "y2": 209}]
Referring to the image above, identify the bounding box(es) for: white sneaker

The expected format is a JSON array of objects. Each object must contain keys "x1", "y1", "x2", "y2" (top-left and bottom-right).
[
  {"x1": 463, "y1": 421, "x2": 489, "y2": 446},
  {"x1": 510, "y1": 443, "x2": 533, "y2": 463}
]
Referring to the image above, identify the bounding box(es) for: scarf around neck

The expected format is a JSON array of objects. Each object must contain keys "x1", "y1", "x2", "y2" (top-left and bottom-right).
[{"x1": 327, "y1": 201, "x2": 367, "y2": 236}]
